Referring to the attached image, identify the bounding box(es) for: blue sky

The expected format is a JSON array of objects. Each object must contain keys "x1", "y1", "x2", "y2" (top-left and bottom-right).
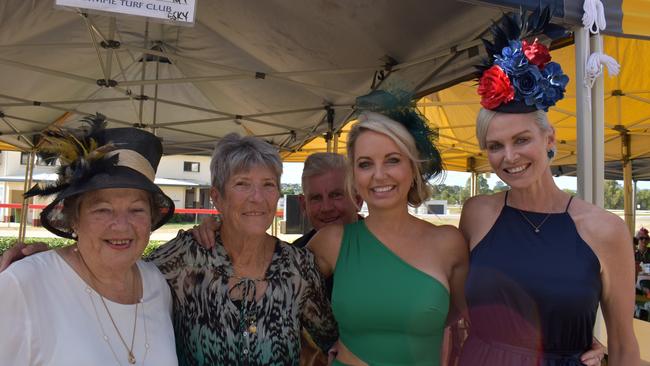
[{"x1": 282, "y1": 162, "x2": 650, "y2": 190}]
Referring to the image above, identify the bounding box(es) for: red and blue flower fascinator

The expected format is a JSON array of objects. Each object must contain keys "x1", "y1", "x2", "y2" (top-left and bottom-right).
[{"x1": 477, "y1": 7, "x2": 570, "y2": 113}]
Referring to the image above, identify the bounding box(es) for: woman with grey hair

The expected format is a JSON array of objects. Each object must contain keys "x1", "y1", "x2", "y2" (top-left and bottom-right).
[{"x1": 147, "y1": 133, "x2": 338, "y2": 366}]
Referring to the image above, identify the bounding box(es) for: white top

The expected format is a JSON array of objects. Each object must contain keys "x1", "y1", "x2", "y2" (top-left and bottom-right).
[{"x1": 0, "y1": 251, "x2": 178, "y2": 366}]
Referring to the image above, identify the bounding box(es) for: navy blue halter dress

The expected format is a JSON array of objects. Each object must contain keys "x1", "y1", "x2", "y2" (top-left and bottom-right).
[{"x1": 460, "y1": 192, "x2": 601, "y2": 366}]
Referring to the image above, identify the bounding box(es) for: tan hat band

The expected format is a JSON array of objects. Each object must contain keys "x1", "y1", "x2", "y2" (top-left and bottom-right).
[{"x1": 105, "y1": 149, "x2": 156, "y2": 182}]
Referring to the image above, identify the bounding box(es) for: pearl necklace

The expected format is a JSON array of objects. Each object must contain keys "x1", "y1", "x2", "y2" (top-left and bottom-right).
[{"x1": 76, "y1": 248, "x2": 149, "y2": 365}]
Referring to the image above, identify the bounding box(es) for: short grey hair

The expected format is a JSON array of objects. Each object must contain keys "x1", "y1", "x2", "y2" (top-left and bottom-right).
[
  {"x1": 210, "y1": 133, "x2": 282, "y2": 194},
  {"x1": 476, "y1": 109, "x2": 552, "y2": 150},
  {"x1": 301, "y1": 152, "x2": 346, "y2": 189},
  {"x1": 346, "y1": 112, "x2": 431, "y2": 207}
]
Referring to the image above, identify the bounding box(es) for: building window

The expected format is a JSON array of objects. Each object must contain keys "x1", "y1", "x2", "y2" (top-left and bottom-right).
[
  {"x1": 20, "y1": 152, "x2": 52, "y2": 166},
  {"x1": 184, "y1": 161, "x2": 200, "y2": 172}
]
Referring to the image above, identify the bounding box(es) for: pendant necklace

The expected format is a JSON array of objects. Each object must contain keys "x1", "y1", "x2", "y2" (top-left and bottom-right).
[{"x1": 515, "y1": 209, "x2": 552, "y2": 233}]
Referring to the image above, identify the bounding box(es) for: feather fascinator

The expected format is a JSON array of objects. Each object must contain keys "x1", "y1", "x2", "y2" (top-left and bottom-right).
[
  {"x1": 355, "y1": 89, "x2": 443, "y2": 182},
  {"x1": 24, "y1": 114, "x2": 174, "y2": 239},
  {"x1": 25, "y1": 114, "x2": 118, "y2": 198}
]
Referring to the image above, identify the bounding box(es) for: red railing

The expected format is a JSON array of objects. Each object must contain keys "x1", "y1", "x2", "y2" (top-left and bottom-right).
[{"x1": 0, "y1": 204, "x2": 283, "y2": 217}]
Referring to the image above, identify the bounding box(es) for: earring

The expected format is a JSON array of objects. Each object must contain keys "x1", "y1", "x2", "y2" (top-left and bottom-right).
[
  {"x1": 71, "y1": 231, "x2": 77, "y2": 239},
  {"x1": 547, "y1": 149, "x2": 555, "y2": 160}
]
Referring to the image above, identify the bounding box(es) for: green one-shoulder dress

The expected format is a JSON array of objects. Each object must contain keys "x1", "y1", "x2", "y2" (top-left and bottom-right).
[{"x1": 331, "y1": 221, "x2": 450, "y2": 366}]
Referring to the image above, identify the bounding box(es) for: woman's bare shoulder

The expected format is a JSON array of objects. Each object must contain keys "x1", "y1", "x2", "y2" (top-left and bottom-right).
[
  {"x1": 306, "y1": 223, "x2": 346, "y2": 277},
  {"x1": 309, "y1": 224, "x2": 345, "y2": 247},
  {"x1": 459, "y1": 192, "x2": 506, "y2": 246},
  {"x1": 462, "y1": 192, "x2": 505, "y2": 216},
  {"x1": 569, "y1": 198, "x2": 630, "y2": 248},
  {"x1": 418, "y1": 220, "x2": 468, "y2": 260}
]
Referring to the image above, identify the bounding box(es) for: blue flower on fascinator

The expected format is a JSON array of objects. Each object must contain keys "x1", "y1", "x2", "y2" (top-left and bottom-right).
[
  {"x1": 477, "y1": 6, "x2": 570, "y2": 113},
  {"x1": 494, "y1": 41, "x2": 527, "y2": 74},
  {"x1": 531, "y1": 62, "x2": 569, "y2": 111},
  {"x1": 512, "y1": 63, "x2": 544, "y2": 103}
]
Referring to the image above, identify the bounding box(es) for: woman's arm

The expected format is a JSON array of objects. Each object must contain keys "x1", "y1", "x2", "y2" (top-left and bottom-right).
[
  {"x1": 0, "y1": 272, "x2": 32, "y2": 365},
  {"x1": 596, "y1": 214, "x2": 640, "y2": 365},
  {"x1": 439, "y1": 226, "x2": 470, "y2": 366},
  {"x1": 299, "y1": 249, "x2": 339, "y2": 353},
  {"x1": 145, "y1": 231, "x2": 196, "y2": 279}
]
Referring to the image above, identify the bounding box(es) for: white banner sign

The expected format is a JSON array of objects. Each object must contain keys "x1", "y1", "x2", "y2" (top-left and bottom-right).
[{"x1": 55, "y1": 0, "x2": 196, "y2": 25}]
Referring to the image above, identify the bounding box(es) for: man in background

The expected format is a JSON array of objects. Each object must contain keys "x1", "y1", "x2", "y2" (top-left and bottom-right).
[{"x1": 292, "y1": 152, "x2": 362, "y2": 248}]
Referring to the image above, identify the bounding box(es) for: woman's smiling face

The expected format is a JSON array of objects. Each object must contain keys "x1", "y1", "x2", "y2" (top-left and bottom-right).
[
  {"x1": 352, "y1": 130, "x2": 414, "y2": 210},
  {"x1": 485, "y1": 112, "x2": 554, "y2": 189},
  {"x1": 74, "y1": 188, "x2": 152, "y2": 270}
]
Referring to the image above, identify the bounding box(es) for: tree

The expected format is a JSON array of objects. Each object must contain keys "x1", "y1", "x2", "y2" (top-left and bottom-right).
[
  {"x1": 478, "y1": 174, "x2": 491, "y2": 194},
  {"x1": 281, "y1": 183, "x2": 302, "y2": 196},
  {"x1": 459, "y1": 175, "x2": 491, "y2": 203},
  {"x1": 636, "y1": 189, "x2": 650, "y2": 210},
  {"x1": 493, "y1": 181, "x2": 509, "y2": 193},
  {"x1": 603, "y1": 180, "x2": 624, "y2": 209},
  {"x1": 431, "y1": 184, "x2": 463, "y2": 205}
]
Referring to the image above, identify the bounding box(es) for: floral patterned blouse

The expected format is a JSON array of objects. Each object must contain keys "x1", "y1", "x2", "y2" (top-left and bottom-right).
[{"x1": 147, "y1": 231, "x2": 338, "y2": 366}]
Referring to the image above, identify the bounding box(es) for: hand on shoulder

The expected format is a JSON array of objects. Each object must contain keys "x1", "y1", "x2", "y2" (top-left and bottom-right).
[
  {"x1": 0, "y1": 242, "x2": 49, "y2": 273},
  {"x1": 306, "y1": 224, "x2": 345, "y2": 278}
]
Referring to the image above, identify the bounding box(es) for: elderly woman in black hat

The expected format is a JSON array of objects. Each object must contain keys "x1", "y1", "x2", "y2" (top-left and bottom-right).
[
  {"x1": 457, "y1": 9, "x2": 639, "y2": 366},
  {"x1": 147, "y1": 133, "x2": 337, "y2": 366},
  {"x1": 0, "y1": 116, "x2": 178, "y2": 365}
]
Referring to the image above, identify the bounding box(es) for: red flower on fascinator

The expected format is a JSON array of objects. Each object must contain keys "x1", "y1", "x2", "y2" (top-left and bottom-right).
[
  {"x1": 522, "y1": 39, "x2": 551, "y2": 68},
  {"x1": 478, "y1": 65, "x2": 515, "y2": 109}
]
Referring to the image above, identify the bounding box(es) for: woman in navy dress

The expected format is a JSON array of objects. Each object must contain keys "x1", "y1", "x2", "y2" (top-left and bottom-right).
[{"x1": 457, "y1": 9, "x2": 639, "y2": 366}]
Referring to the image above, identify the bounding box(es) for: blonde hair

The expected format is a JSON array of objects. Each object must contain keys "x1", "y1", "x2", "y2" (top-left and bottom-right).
[
  {"x1": 346, "y1": 112, "x2": 431, "y2": 206},
  {"x1": 476, "y1": 109, "x2": 553, "y2": 150}
]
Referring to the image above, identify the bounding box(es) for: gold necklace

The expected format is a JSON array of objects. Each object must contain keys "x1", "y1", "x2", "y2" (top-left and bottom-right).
[
  {"x1": 515, "y1": 209, "x2": 552, "y2": 233},
  {"x1": 76, "y1": 247, "x2": 139, "y2": 364}
]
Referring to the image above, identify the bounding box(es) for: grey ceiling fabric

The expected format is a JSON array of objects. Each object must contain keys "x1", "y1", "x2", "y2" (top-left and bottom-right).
[{"x1": 0, "y1": 0, "x2": 503, "y2": 155}]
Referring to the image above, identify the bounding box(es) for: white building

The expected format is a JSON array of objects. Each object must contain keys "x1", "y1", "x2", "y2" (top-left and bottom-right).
[{"x1": 0, "y1": 151, "x2": 212, "y2": 224}]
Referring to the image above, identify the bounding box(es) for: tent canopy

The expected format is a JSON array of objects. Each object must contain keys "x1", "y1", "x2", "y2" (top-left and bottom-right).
[
  {"x1": 472, "y1": 0, "x2": 650, "y2": 40},
  {"x1": 0, "y1": 0, "x2": 506, "y2": 156},
  {"x1": 1, "y1": 1, "x2": 649, "y2": 179},
  {"x1": 286, "y1": 35, "x2": 650, "y2": 181}
]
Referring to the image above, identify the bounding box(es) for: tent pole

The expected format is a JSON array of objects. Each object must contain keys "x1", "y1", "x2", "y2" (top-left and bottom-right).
[
  {"x1": 18, "y1": 151, "x2": 35, "y2": 243},
  {"x1": 623, "y1": 161, "x2": 634, "y2": 235},
  {"x1": 0, "y1": 58, "x2": 97, "y2": 84},
  {"x1": 333, "y1": 131, "x2": 339, "y2": 154},
  {"x1": 152, "y1": 48, "x2": 160, "y2": 136},
  {"x1": 326, "y1": 107, "x2": 334, "y2": 153},
  {"x1": 138, "y1": 20, "x2": 149, "y2": 125},
  {"x1": 574, "y1": 27, "x2": 593, "y2": 202},
  {"x1": 622, "y1": 130, "x2": 634, "y2": 235},
  {"x1": 590, "y1": 34, "x2": 605, "y2": 208},
  {"x1": 471, "y1": 172, "x2": 478, "y2": 197},
  {"x1": 104, "y1": 18, "x2": 116, "y2": 81}
]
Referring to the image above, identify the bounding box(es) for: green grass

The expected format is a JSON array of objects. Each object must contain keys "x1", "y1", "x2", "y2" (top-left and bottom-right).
[{"x1": 0, "y1": 237, "x2": 166, "y2": 257}]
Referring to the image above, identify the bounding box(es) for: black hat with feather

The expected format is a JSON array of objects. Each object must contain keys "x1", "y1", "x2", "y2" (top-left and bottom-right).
[
  {"x1": 477, "y1": 6, "x2": 570, "y2": 113},
  {"x1": 24, "y1": 114, "x2": 175, "y2": 239}
]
